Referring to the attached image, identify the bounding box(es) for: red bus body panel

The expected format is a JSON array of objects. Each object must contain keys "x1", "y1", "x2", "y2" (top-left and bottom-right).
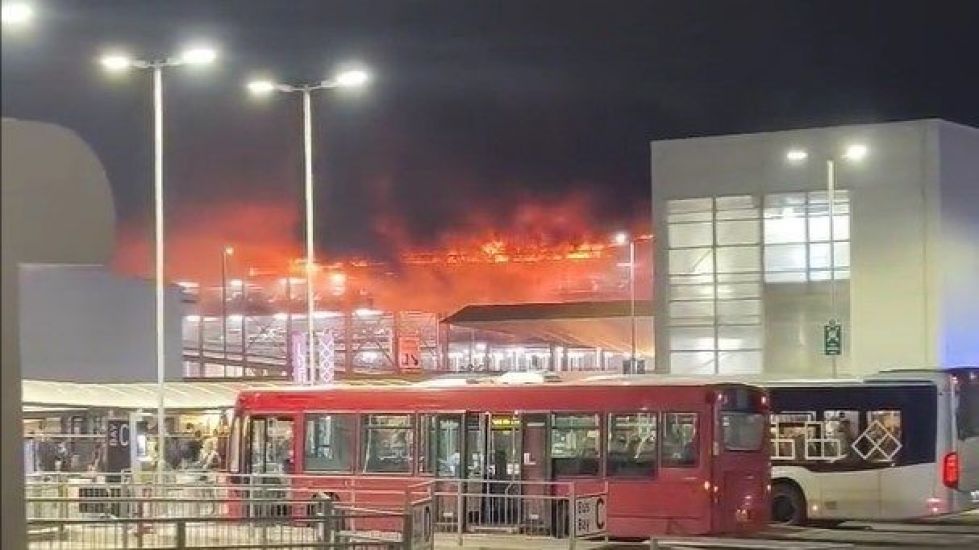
[{"x1": 233, "y1": 381, "x2": 769, "y2": 537}]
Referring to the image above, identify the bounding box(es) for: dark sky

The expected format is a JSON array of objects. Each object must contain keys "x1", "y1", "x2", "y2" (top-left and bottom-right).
[{"x1": 3, "y1": 0, "x2": 978, "y2": 259}]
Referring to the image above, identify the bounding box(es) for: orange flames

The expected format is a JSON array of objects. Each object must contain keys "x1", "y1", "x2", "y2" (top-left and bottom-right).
[{"x1": 112, "y1": 194, "x2": 651, "y2": 314}]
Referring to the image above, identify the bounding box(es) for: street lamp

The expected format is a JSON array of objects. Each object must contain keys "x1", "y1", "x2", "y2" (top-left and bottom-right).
[
  {"x1": 246, "y1": 66, "x2": 369, "y2": 379},
  {"x1": 613, "y1": 231, "x2": 637, "y2": 374},
  {"x1": 100, "y1": 45, "x2": 217, "y2": 478},
  {"x1": 221, "y1": 246, "x2": 234, "y2": 367},
  {"x1": 1, "y1": 2, "x2": 33, "y2": 26},
  {"x1": 785, "y1": 143, "x2": 868, "y2": 378}
]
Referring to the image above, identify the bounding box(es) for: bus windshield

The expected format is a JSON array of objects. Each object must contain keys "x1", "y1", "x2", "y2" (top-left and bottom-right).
[
  {"x1": 719, "y1": 387, "x2": 767, "y2": 452},
  {"x1": 722, "y1": 412, "x2": 766, "y2": 451}
]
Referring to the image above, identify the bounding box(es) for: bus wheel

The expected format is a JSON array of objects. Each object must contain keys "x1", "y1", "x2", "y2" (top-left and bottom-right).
[{"x1": 771, "y1": 482, "x2": 807, "y2": 525}]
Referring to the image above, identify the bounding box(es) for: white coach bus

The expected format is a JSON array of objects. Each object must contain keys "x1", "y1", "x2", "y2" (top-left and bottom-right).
[{"x1": 766, "y1": 367, "x2": 978, "y2": 524}]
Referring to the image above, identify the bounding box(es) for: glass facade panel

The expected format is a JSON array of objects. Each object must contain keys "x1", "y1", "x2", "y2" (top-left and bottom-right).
[
  {"x1": 716, "y1": 246, "x2": 760, "y2": 273},
  {"x1": 670, "y1": 352, "x2": 716, "y2": 375},
  {"x1": 666, "y1": 190, "x2": 850, "y2": 376},
  {"x1": 669, "y1": 223, "x2": 713, "y2": 248},
  {"x1": 670, "y1": 326, "x2": 715, "y2": 351},
  {"x1": 716, "y1": 220, "x2": 760, "y2": 245},
  {"x1": 765, "y1": 244, "x2": 807, "y2": 273},
  {"x1": 669, "y1": 248, "x2": 714, "y2": 275}
]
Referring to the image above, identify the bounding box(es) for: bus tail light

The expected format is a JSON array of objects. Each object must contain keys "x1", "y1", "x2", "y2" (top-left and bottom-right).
[{"x1": 942, "y1": 452, "x2": 959, "y2": 489}]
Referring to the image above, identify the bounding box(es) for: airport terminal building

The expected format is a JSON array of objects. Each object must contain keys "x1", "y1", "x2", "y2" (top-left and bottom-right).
[{"x1": 651, "y1": 119, "x2": 978, "y2": 377}]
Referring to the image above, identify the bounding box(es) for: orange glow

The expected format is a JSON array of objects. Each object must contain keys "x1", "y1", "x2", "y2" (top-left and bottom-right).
[{"x1": 112, "y1": 194, "x2": 651, "y2": 313}]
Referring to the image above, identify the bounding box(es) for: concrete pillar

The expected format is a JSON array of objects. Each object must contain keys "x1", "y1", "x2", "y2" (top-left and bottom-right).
[{"x1": 3, "y1": 119, "x2": 116, "y2": 549}]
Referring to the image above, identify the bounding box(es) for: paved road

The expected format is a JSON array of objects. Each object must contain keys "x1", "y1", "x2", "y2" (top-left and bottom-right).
[{"x1": 437, "y1": 512, "x2": 979, "y2": 550}]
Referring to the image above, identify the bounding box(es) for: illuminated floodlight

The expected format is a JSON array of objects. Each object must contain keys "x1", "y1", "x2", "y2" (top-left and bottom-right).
[
  {"x1": 613, "y1": 232, "x2": 629, "y2": 246},
  {"x1": 786, "y1": 149, "x2": 808, "y2": 162},
  {"x1": 2, "y1": 2, "x2": 33, "y2": 25},
  {"x1": 247, "y1": 79, "x2": 276, "y2": 95},
  {"x1": 334, "y1": 68, "x2": 369, "y2": 88},
  {"x1": 179, "y1": 46, "x2": 217, "y2": 66},
  {"x1": 224, "y1": 246, "x2": 234, "y2": 256},
  {"x1": 229, "y1": 279, "x2": 243, "y2": 287},
  {"x1": 843, "y1": 143, "x2": 868, "y2": 161},
  {"x1": 100, "y1": 53, "x2": 133, "y2": 71}
]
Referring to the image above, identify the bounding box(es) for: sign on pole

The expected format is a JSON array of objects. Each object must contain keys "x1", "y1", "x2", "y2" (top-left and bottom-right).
[
  {"x1": 398, "y1": 336, "x2": 421, "y2": 373},
  {"x1": 292, "y1": 331, "x2": 308, "y2": 384},
  {"x1": 410, "y1": 498, "x2": 434, "y2": 550},
  {"x1": 317, "y1": 330, "x2": 335, "y2": 384},
  {"x1": 824, "y1": 320, "x2": 842, "y2": 356},
  {"x1": 574, "y1": 494, "x2": 608, "y2": 538},
  {"x1": 105, "y1": 419, "x2": 131, "y2": 473}
]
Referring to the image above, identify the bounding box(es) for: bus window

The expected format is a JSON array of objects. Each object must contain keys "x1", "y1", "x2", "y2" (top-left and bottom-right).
[
  {"x1": 418, "y1": 415, "x2": 461, "y2": 477},
  {"x1": 859, "y1": 410, "x2": 902, "y2": 462},
  {"x1": 250, "y1": 417, "x2": 295, "y2": 474},
  {"x1": 550, "y1": 414, "x2": 600, "y2": 476},
  {"x1": 662, "y1": 413, "x2": 699, "y2": 468},
  {"x1": 721, "y1": 412, "x2": 766, "y2": 452},
  {"x1": 607, "y1": 413, "x2": 657, "y2": 477},
  {"x1": 956, "y1": 373, "x2": 979, "y2": 440},
  {"x1": 362, "y1": 414, "x2": 413, "y2": 473},
  {"x1": 304, "y1": 414, "x2": 354, "y2": 472},
  {"x1": 819, "y1": 410, "x2": 858, "y2": 461}
]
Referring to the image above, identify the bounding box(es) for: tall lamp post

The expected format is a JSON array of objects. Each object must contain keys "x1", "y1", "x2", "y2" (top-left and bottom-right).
[
  {"x1": 101, "y1": 46, "x2": 217, "y2": 477},
  {"x1": 786, "y1": 143, "x2": 868, "y2": 378},
  {"x1": 221, "y1": 246, "x2": 234, "y2": 366},
  {"x1": 614, "y1": 232, "x2": 637, "y2": 373},
  {"x1": 246, "y1": 68, "x2": 369, "y2": 379}
]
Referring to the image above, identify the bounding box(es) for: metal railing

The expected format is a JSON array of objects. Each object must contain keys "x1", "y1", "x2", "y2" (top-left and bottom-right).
[
  {"x1": 25, "y1": 472, "x2": 606, "y2": 549},
  {"x1": 25, "y1": 474, "x2": 432, "y2": 549}
]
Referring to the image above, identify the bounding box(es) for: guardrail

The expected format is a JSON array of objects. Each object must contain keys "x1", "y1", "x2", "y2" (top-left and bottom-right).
[{"x1": 25, "y1": 472, "x2": 606, "y2": 549}]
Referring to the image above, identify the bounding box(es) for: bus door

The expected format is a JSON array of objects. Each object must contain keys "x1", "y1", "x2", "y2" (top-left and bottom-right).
[
  {"x1": 712, "y1": 389, "x2": 769, "y2": 533},
  {"x1": 487, "y1": 414, "x2": 521, "y2": 526},
  {"x1": 462, "y1": 413, "x2": 523, "y2": 530},
  {"x1": 245, "y1": 415, "x2": 295, "y2": 517},
  {"x1": 520, "y1": 414, "x2": 550, "y2": 531}
]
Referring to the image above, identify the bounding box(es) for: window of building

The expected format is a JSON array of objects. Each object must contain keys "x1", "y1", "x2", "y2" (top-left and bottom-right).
[
  {"x1": 607, "y1": 413, "x2": 657, "y2": 477},
  {"x1": 361, "y1": 414, "x2": 413, "y2": 474},
  {"x1": 666, "y1": 191, "x2": 851, "y2": 376},
  {"x1": 304, "y1": 414, "x2": 354, "y2": 472},
  {"x1": 550, "y1": 414, "x2": 600, "y2": 476},
  {"x1": 661, "y1": 413, "x2": 699, "y2": 467}
]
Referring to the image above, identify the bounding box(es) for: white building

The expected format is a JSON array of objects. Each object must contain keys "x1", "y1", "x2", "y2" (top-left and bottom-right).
[
  {"x1": 19, "y1": 264, "x2": 185, "y2": 382},
  {"x1": 651, "y1": 119, "x2": 979, "y2": 377}
]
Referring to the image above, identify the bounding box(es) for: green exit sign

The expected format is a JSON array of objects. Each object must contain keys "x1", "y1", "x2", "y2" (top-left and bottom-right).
[{"x1": 824, "y1": 320, "x2": 843, "y2": 356}]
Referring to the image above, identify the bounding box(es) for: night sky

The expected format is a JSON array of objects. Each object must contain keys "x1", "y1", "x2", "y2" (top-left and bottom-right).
[{"x1": 3, "y1": 0, "x2": 978, "y2": 262}]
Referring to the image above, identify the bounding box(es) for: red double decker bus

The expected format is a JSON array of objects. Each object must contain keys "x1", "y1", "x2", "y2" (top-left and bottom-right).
[{"x1": 228, "y1": 374, "x2": 770, "y2": 537}]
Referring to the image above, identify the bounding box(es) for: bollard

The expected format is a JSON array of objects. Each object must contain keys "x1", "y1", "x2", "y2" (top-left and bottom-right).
[
  {"x1": 175, "y1": 520, "x2": 187, "y2": 549},
  {"x1": 403, "y1": 508, "x2": 414, "y2": 550},
  {"x1": 456, "y1": 481, "x2": 464, "y2": 547},
  {"x1": 317, "y1": 496, "x2": 334, "y2": 543}
]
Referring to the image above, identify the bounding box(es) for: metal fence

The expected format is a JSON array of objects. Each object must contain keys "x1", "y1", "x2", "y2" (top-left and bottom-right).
[
  {"x1": 25, "y1": 472, "x2": 606, "y2": 549},
  {"x1": 25, "y1": 474, "x2": 431, "y2": 550}
]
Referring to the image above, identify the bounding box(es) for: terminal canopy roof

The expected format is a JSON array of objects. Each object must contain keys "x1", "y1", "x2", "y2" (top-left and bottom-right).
[
  {"x1": 442, "y1": 300, "x2": 654, "y2": 353},
  {"x1": 21, "y1": 380, "x2": 290, "y2": 411},
  {"x1": 21, "y1": 378, "x2": 416, "y2": 411}
]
